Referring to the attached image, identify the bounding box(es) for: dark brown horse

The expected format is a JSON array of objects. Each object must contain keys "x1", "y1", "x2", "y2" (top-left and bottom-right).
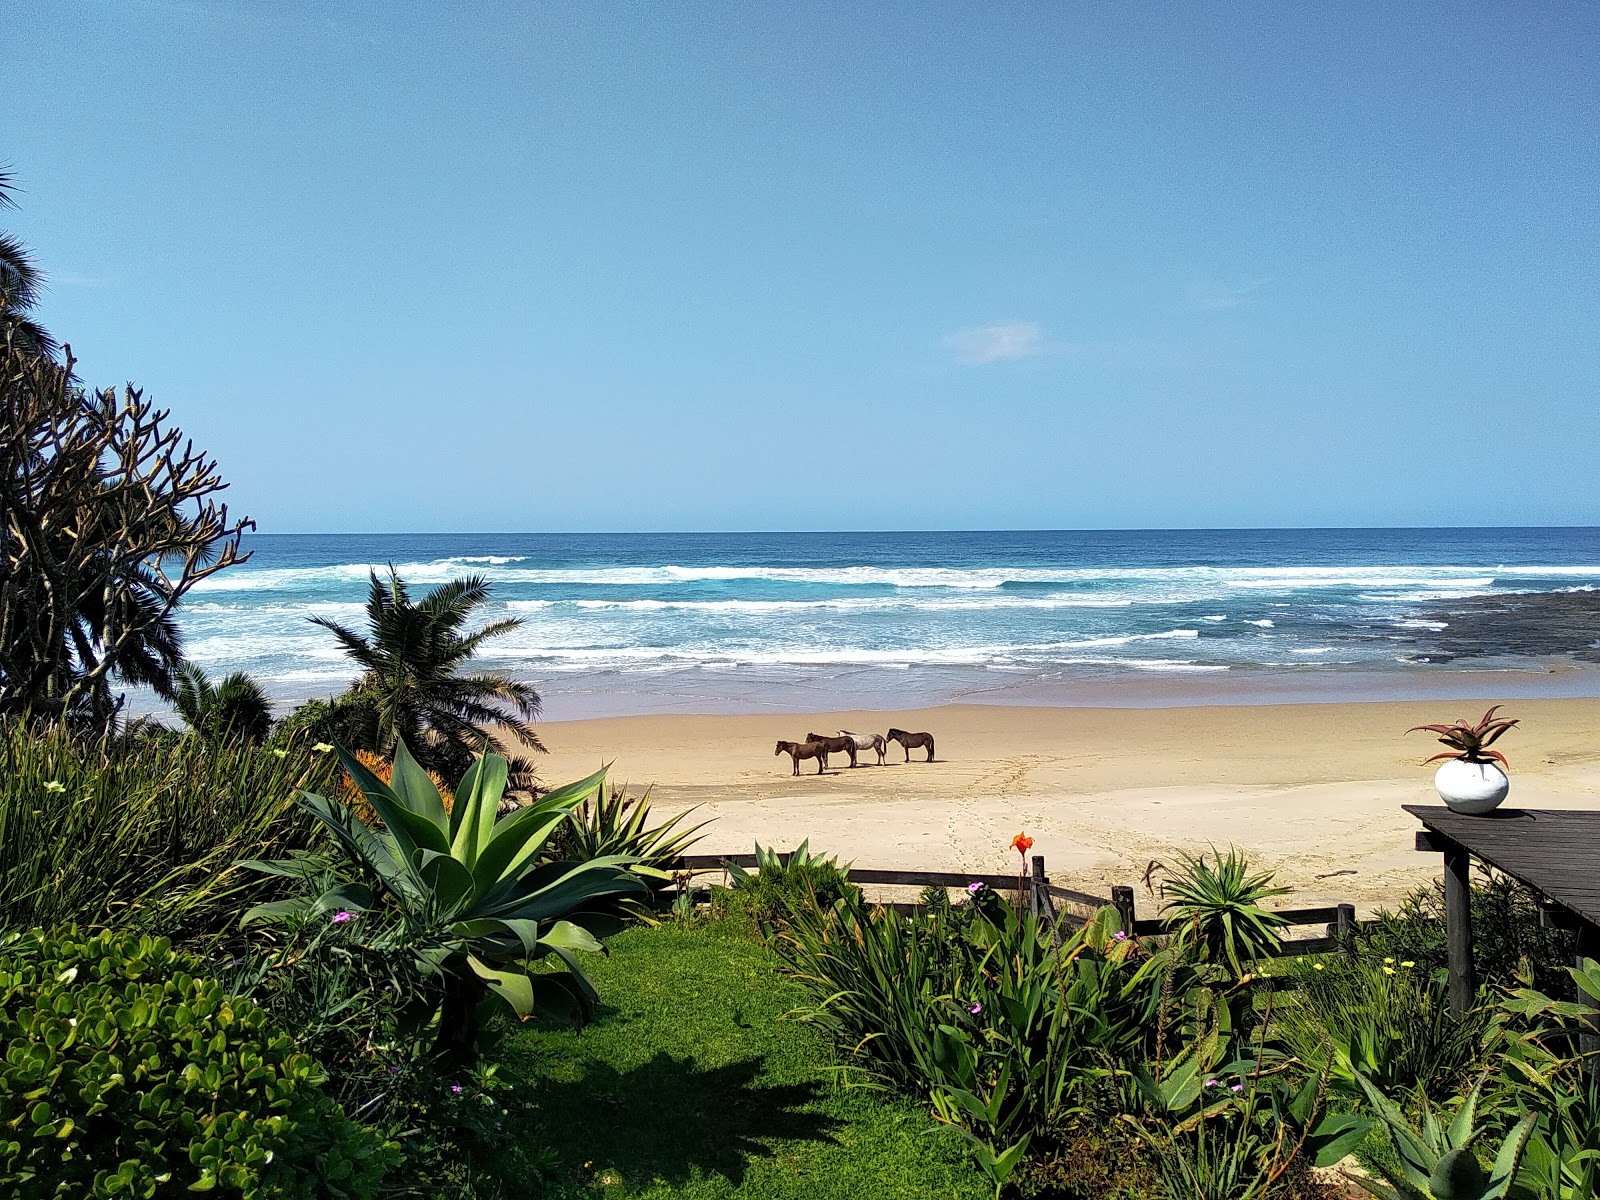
[
  {"x1": 806, "y1": 732, "x2": 858, "y2": 768},
  {"x1": 886, "y1": 728, "x2": 935, "y2": 762},
  {"x1": 775, "y1": 739, "x2": 827, "y2": 775}
]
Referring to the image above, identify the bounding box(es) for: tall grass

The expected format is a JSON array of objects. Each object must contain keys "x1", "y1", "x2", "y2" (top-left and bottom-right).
[{"x1": 0, "y1": 720, "x2": 332, "y2": 940}]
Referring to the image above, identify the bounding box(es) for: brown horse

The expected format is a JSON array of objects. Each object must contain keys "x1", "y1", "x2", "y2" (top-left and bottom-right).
[
  {"x1": 806, "y1": 732, "x2": 858, "y2": 768},
  {"x1": 775, "y1": 739, "x2": 827, "y2": 775},
  {"x1": 886, "y1": 728, "x2": 935, "y2": 762}
]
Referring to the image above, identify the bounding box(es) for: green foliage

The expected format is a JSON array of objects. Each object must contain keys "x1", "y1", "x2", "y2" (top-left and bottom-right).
[
  {"x1": 1353, "y1": 1073, "x2": 1535, "y2": 1200},
  {"x1": 550, "y1": 783, "x2": 710, "y2": 888},
  {"x1": 308, "y1": 570, "x2": 542, "y2": 782},
  {"x1": 0, "y1": 926, "x2": 395, "y2": 1199},
  {"x1": 776, "y1": 886, "x2": 1154, "y2": 1196},
  {"x1": 1160, "y1": 847, "x2": 1291, "y2": 976},
  {"x1": 242, "y1": 742, "x2": 647, "y2": 1058},
  {"x1": 718, "y1": 840, "x2": 856, "y2": 930},
  {"x1": 1356, "y1": 870, "x2": 1578, "y2": 997},
  {"x1": 0, "y1": 718, "x2": 330, "y2": 938},
  {"x1": 174, "y1": 663, "x2": 274, "y2": 745},
  {"x1": 272, "y1": 692, "x2": 383, "y2": 755},
  {"x1": 1276, "y1": 958, "x2": 1491, "y2": 1103}
]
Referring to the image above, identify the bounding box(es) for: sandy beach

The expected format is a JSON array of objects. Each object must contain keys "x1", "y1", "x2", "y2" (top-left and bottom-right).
[{"x1": 537, "y1": 698, "x2": 1600, "y2": 920}]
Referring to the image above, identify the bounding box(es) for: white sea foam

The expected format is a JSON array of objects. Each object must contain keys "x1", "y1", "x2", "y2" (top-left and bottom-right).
[
  {"x1": 1245, "y1": 619, "x2": 1275, "y2": 628},
  {"x1": 193, "y1": 558, "x2": 1600, "y2": 595}
]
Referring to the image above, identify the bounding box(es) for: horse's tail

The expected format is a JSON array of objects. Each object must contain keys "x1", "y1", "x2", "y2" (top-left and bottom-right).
[{"x1": 927, "y1": 735, "x2": 935, "y2": 759}]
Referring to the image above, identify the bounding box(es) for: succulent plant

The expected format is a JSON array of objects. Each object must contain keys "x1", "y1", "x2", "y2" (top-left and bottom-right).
[{"x1": 1407, "y1": 706, "x2": 1519, "y2": 768}]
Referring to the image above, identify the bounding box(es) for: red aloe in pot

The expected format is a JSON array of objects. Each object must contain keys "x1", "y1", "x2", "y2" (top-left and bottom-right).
[{"x1": 1407, "y1": 705, "x2": 1518, "y2": 768}]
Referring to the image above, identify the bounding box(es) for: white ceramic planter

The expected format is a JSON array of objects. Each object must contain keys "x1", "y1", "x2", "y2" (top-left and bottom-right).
[{"x1": 1434, "y1": 759, "x2": 1510, "y2": 815}]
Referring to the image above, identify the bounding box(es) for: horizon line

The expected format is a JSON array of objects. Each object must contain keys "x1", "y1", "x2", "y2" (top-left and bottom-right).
[{"x1": 243, "y1": 523, "x2": 1600, "y2": 537}]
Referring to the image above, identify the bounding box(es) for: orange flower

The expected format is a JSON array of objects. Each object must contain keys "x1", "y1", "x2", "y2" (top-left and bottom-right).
[{"x1": 1011, "y1": 832, "x2": 1034, "y2": 858}]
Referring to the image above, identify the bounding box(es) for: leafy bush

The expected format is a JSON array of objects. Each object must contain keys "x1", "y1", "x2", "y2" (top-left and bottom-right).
[
  {"x1": 243, "y1": 742, "x2": 647, "y2": 1060},
  {"x1": 715, "y1": 840, "x2": 857, "y2": 931},
  {"x1": 1276, "y1": 958, "x2": 1490, "y2": 1103},
  {"x1": 1356, "y1": 869, "x2": 1577, "y2": 995},
  {"x1": 777, "y1": 883, "x2": 1154, "y2": 1197},
  {"x1": 0, "y1": 719, "x2": 331, "y2": 939},
  {"x1": 0, "y1": 926, "x2": 394, "y2": 1199}
]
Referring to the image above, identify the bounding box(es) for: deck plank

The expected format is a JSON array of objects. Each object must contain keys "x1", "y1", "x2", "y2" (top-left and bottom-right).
[{"x1": 1404, "y1": 805, "x2": 1600, "y2": 927}]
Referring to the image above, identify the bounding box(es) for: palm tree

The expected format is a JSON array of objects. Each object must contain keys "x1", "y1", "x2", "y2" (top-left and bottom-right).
[
  {"x1": 173, "y1": 662, "x2": 274, "y2": 745},
  {"x1": 0, "y1": 167, "x2": 58, "y2": 357},
  {"x1": 310, "y1": 568, "x2": 543, "y2": 780}
]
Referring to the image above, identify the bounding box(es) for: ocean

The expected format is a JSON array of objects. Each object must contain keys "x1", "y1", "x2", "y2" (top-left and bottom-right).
[{"x1": 173, "y1": 528, "x2": 1600, "y2": 719}]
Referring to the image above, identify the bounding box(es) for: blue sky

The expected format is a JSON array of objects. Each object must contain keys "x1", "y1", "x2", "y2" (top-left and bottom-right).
[{"x1": 6, "y1": 1, "x2": 1598, "y2": 531}]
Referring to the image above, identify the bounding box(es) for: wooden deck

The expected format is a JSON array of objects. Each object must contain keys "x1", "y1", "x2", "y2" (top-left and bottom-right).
[{"x1": 1404, "y1": 804, "x2": 1600, "y2": 927}]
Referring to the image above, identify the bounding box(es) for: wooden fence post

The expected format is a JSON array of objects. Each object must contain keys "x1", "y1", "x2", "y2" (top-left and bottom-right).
[
  {"x1": 1111, "y1": 885, "x2": 1136, "y2": 934},
  {"x1": 1336, "y1": 903, "x2": 1355, "y2": 958},
  {"x1": 1442, "y1": 840, "x2": 1475, "y2": 1018},
  {"x1": 1030, "y1": 855, "x2": 1047, "y2": 919}
]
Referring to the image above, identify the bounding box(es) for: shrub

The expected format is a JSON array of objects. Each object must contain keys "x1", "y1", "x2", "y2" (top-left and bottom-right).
[
  {"x1": 1356, "y1": 868, "x2": 1577, "y2": 996},
  {"x1": 715, "y1": 840, "x2": 857, "y2": 931},
  {"x1": 1276, "y1": 957, "x2": 1490, "y2": 1103},
  {"x1": 0, "y1": 926, "x2": 395, "y2": 1198},
  {"x1": 242, "y1": 743, "x2": 646, "y2": 1060},
  {"x1": 0, "y1": 719, "x2": 332, "y2": 940}
]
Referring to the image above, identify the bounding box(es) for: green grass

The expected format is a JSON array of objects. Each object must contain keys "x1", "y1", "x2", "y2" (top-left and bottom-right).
[{"x1": 502, "y1": 923, "x2": 986, "y2": 1200}]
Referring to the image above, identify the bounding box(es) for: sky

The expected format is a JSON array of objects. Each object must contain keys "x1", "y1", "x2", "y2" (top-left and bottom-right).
[{"x1": 5, "y1": 1, "x2": 1598, "y2": 532}]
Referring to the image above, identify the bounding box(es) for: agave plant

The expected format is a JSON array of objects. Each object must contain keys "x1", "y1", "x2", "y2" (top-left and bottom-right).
[
  {"x1": 1160, "y1": 847, "x2": 1290, "y2": 976},
  {"x1": 243, "y1": 741, "x2": 646, "y2": 1060},
  {"x1": 1407, "y1": 706, "x2": 1519, "y2": 768},
  {"x1": 1354, "y1": 1072, "x2": 1536, "y2": 1200},
  {"x1": 554, "y1": 783, "x2": 710, "y2": 885}
]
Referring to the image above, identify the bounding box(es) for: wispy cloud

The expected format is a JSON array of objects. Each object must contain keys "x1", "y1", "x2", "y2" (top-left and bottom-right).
[
  {"x1": 1188, "y1": 277, "x2": 1270, "y2": 312},
  {"x1": 943, "y1": 321, "x2": 1045, "y2": 366}
]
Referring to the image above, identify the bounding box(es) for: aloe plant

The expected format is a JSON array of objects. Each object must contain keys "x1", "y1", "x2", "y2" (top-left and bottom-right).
[
  {"x1": 1407, "y1": 706, "x2": 1519, "y2": 768},
  {"x1": 243, "y1": 741, "x2": 646, "y2": 1060},
  {"x1": 1160, "y1": 847, "x2": 1291, "y2": 976},
  {"x1": 1354, "y1": 1073, "x2": 1536, "y2": 1200}
]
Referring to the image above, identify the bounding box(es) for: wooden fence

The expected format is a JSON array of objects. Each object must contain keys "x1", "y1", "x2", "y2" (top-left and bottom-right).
[{"x1": 668, "y1": 851, "x2": 1362, "y2": 957}]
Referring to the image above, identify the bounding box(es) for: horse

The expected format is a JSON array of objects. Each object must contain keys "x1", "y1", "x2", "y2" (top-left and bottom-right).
[
  {"x1": 886, "y1": 728, "x2": 935, "y2": 762},
  {"x1": 805, "y1": 733, "x2": 858, "y2": 768},
  {"x1": 838, "y1": 729, "x2": 887, "y2": 765},
  {"x1": 775, "y1": 739, "x2": 827, "y2": 776}
]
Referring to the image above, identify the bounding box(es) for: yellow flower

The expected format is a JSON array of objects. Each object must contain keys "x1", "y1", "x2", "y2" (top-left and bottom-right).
[
  {"x1": 271, "y1": 749, "x2": 288, "y2": 758},
  {"x1": 1383, "y1": 966, "x2": 1396, "y2": 975},
  {"x1": 1383, "y1": 957, "x2": 1395, "y2": 964},
  {"x1": 42, "y1": 781, "x2": 66, "y2": 793},
  {"x1": 1401, "y1": 960, "x2": 1415, "y2": 968},
  {"x1": 1312, "y1": 962, "x2": 1325, "y2": 971},
  {"x1": 313, "y1": 742, "x2": 334, "y2": 753}
]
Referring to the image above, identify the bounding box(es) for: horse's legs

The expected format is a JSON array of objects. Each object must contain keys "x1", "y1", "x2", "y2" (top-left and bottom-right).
[
  {"x1": 925, "y1": 740, "x2": 935, "y2": 762},
  {"x1": 791, "y1": 753, "x2": 799, "y2": 776},
  {"x1": 816, "y1": 753, "x2": 826, "y2": 775}
]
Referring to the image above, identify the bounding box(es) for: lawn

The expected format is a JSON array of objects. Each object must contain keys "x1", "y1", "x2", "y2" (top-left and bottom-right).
[{"x1": 502, "y1": 923, "x2": 987, "y2": 1199}]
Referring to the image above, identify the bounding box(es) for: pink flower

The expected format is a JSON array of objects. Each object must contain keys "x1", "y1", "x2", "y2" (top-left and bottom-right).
[
  {"x1": 969, "y1": 1003, "x2": 982, "y2": 1015},
  {"x1": 967, "y1": 881, "x2": 985, "y2": 894},
  {"x1": 1231, "y1": 1084, "x2": 1244, "y2": 1093},
  {"x1": 1113, "y1": 930, "x2": 1129, "y2": 942},
  {"x1": 1204, "y1": 1079, "x2": 1218, "y2": 1089},
  {"x1": 450, "y1": 1084, "x2": 463, "y2": 1095},
  {"x1": 332, "y1": 911, "x2": 353, "y2": 924}
]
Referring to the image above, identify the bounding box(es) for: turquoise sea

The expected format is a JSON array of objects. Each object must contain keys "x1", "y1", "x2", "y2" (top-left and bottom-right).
[{"x1": 175, "y1": 528, "x2": 1600, "y2": 718}]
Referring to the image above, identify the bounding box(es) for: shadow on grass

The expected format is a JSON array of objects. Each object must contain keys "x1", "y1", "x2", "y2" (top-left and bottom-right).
[{"x1": 529, "y1": 1049, "x2": 843, "y2": 1188}]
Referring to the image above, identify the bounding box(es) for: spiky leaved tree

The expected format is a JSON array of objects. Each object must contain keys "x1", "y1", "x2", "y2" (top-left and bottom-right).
[
  {"x1": 0, "y1": 167, "x2": 57, "y2": 358},
  {"x1": 310, "y1": 569, "x2": 543, "y2": 782},
  {"x1": 0, "y1": 178, "x2": 251, "y2": 731},
  {"x1": 173, "y1": 663, "x2": 274, "y2": 745}
]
